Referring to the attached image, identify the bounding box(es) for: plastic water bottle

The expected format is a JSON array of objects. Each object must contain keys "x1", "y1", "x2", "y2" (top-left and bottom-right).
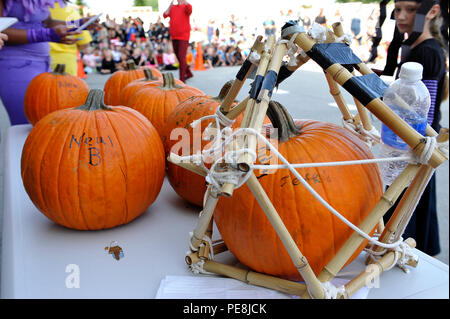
[{"x1": 379, "y1": 62, "x2": 431, "y2": 185}]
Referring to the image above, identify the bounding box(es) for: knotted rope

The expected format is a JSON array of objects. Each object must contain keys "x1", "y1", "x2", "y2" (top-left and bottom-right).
[{"x1": 342, "y1": 118, "x2": 381, "y2": 148}]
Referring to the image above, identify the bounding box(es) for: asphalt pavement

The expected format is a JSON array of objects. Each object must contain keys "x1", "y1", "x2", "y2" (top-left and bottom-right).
[{"x1": 0, "y1": 63, "x2": 448, "y2": 277}]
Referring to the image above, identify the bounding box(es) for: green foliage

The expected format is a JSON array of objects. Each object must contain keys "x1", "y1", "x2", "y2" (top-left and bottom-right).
[{"x1": 133, "y1": 0, "x2": 159, "y2": 10}]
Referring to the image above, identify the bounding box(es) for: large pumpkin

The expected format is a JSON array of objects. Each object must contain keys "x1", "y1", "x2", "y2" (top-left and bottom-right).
[
  {"x1": 103, "y1": 60, "x2": 161, "y2": 106},
  {"x1": 21, "y1": 89, "x2": 166, "y2": 230},
  {"x1": 213, "y1": 101, "x2": 383, "y2": 281},
  {"x1": 127, "y1": 72, "x2": 204, "y2": 137},
  {"x1": 24, "y1": 64, "x2": 90, "y2": 125},
  {"x1": 120, "y1": 69, "x2": 184, "y2": 106}
]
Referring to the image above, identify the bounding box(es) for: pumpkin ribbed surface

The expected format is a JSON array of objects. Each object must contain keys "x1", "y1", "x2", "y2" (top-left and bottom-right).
[
  {"x1": 164, "y1": 93, "x2": 240, "y2": 206},
  {"x1": 120, "y1": 70, "x2": 184, "y2": 106},
  {"x1": 24, "y1": 64, "x2": 89, "y2": 125},
  {"x1": 103, "y1": 61, "x2": 158, "y2": 106},
  {"x1": 21, "y1": 90, "x2": 165, "y2": 230},
  {"x1": 213, "y1": 119, "x2": 383, "y2": 281},
  {"x1": 128, "y1": 73, "x2": 204, "y2": 138}
]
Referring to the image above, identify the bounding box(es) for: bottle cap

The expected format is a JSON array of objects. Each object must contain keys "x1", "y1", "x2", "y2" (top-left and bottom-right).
[{"x1": 399, "y1": 62, "x2": 423, "y2": 81}]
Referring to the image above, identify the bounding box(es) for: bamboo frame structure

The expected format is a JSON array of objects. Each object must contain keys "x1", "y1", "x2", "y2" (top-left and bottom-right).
[{"x1": 167, "y1": 21, "x2": 449, "y2": 299}]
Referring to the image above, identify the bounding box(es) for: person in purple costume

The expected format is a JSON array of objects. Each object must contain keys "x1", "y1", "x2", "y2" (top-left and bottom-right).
[{"x1": 0, "y1": 0, "x2": 82, "y2": 125}]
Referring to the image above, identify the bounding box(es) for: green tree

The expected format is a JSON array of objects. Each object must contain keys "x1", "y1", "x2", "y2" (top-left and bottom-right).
[
  {"x1": 133, "y1": 0, "x2": 159, "y2": 10},
  {"x1": 75, "y1": 0, "x2": 86, "y2": 16}
]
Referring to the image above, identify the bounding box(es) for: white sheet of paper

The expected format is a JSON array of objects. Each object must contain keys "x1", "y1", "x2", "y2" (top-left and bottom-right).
[
  {"x1": 155, "y1": 275, "x2": 370, "y2": 299},
  {"x1": 0, "y1": 17, "x2": 18, "y2": 32}
]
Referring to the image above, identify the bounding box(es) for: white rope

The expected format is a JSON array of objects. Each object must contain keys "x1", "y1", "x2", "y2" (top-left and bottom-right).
[
  {"x1": 253, "y1": 156, "x2": 412, "y2": 170},
  {"x1": 365, "y1": 238, "x2": 418, "y2": 274},
  {"x1": 341, "y1": 118, "x2": 381, "y2": 148},
  {"x1": 276, "y1": 33, "x2": 300, "y2": 67},
  {"x1": 187, "y1": 232, "x2": 216, "y2": 275},
  {"x1": 188, "y1": 258, "x2": 216, "y2": 275},
  {"x1": 249, "y1": 51, "x2": 261, "y2": 65},
  {"x1": 307, "y1": 23, "x2": 328, "y2": 42},
  {"x1": 336, "y1": 33, "x2": 353, "y2": 44},
  {"x1": 319, "y1": 282, "x2": 347, "y2": 299}
]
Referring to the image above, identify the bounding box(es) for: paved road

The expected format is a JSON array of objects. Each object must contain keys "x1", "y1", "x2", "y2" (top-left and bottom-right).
[{"x1": 0, "y1": 64, "x2": 448, "y2": 275}]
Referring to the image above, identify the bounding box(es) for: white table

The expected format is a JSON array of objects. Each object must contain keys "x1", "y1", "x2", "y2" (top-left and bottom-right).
[{"x1": 1, "y1": 125, "x2": 448, "y2": 299}]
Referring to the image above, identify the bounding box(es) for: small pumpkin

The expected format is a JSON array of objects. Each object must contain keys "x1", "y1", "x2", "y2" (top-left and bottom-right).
[
  {"x1": 127, "y1": 72, "x2": 204, "y2": 137},
  {"x1": 103, "y1": 60, "x2": 161, "y2": 106},
  {"x1": 21, "y1": 89, "x2": 166, "y2": 230},
  {"x1": 120, "y1": 69, "x2": 184, "y2": 106},
  {"x1": 213, "y1": 101, "x2": 383, "y2": 281},
  {"x1": 24, "y1": 64, "x2": 90, "y2": 125}
]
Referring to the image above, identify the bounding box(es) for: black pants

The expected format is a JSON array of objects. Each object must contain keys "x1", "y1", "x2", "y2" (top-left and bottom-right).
[{"x1": 383, "y1": 174, "x2": 441, "y2": 256}]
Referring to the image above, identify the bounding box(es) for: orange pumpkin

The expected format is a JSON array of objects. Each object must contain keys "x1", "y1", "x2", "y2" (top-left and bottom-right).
[
  {"x1": 127, "y1": 72, "x2": 204, "y2": 138},
  {"x1": 163, "y1": 81, "x2": 240, "y2": 206},
  {"x1": 21, "y1": 89, "x2": 166, "y2": 230},
  {"x1": 120, "y1": 69, "x2": 184, "y2": 106},
  {"x1": 24, "y1": 64, "x2": 90, "y2": 125},
  {"x1": 213, "y1": 101, "x2": 383, "y2": 281},
  {"x1": 163, "y1": 81, "x2": 271, "y2": 207},
  {"x1": 103, "y1": 60, "x2": 161, "y2": 105}
]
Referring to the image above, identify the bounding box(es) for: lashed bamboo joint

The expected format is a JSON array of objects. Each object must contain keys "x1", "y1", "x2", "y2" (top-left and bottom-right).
[{"x1": 173, "y1": 20, "x2": 448, "y2": 299}]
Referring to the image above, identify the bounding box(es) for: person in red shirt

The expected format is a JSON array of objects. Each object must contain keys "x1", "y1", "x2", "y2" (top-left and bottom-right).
[{"x1": 163, "y1": 0, "x2": 194, "y2": 82}]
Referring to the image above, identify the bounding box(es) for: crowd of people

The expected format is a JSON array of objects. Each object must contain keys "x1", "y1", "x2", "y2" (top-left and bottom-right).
[{"x1": 77, "y1": 4, "x2": 390, "y2": 79}]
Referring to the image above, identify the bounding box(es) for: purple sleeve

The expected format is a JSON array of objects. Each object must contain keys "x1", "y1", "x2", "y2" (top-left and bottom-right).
[
  {"x1": 3, "y1": 0, "x2": 66, "y2": 22},
  {"x1": 423, "y1": 79, "x2": 438, "y2": 126},
  {"x1": 26, "y1": 27, "x2": 61, "y2": 43}
]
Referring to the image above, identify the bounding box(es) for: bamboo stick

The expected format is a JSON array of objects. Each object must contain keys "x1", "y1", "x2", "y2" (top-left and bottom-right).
[
  {"x1": 237, "y1": 42, "x2": 288, "y2": 172},
  {"x1": 246, "y1": 173, "x2": 325, "y2": 299},
  {"x1": 167, "y1": 153, "x2": 207, "y2": 177},
  {"x1": 186, "y1": 257, "x2": 309, "y2": 296},
  {"x1": 371, "y1": 164, "x2": 435, "y2": 256},
  {"x1": 220, "y1": 36, "x2": 264, "y2": 114},
  {"x1": 212, "y1": 241, "x2": 228, "y2": 255},
  {"x1": 318, "y1": 164, "x2": 421, "y2": 282},
  {"x1": 343, "y1": 238, "x2": 416, "y2": 298},
  {"x1": 329, "y1": 22, "x2": 372, "y2": 131},
  {"x1": 218, "y1": 36, "x2": 277, "y2": 197},
  {"x1": 324, "y1": 71, "x2": 354, "y2": 121},
  {"x1": 190, "y1": 188, "x2": 220, "y2": 250},
  {"x1": 366, "y1": 129, "x2": 445, "y2": 257}
]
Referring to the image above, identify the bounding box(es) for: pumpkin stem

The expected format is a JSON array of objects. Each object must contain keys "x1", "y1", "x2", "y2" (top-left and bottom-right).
[
  {"x1": 215, "y1": 80, "x2": 234, "y2": 101},
  {"x1": 53, "y1": 64, "x2": 66, "y2": 75},
  {"x1": 266, "y1": 101, "x2": 302, "y2": 142},
  {"x1": 126, "y1": 59, "x2": 137, "y2": 70},
  {"x1": 162, "y1": 72, "x2": 182, "y2": 90},
  {"x1": 143, "y1": 68, "x2": 157, "y2": 81},
  {"x1": 77, "y1": 89, "x2": 114, "y2": 111}
]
